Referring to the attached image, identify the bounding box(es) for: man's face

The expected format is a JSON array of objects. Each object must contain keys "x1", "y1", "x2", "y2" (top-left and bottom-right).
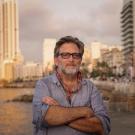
[{"x1": 55, "y1": 43, "x2": 82, "y2": 75}]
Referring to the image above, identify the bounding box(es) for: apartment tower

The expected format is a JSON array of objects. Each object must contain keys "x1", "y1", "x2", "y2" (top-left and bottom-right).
[
  {"x1": 121, "y1": 0, "x2": 135, "y2": 78},
  {"x1": 0, "y1": 0, "x2": 21, "y2": 81}
]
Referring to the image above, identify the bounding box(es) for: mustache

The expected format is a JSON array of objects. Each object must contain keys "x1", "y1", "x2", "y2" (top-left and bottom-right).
[{"x1": 66, "y1": 63, "x2": 76, "y2": 66}]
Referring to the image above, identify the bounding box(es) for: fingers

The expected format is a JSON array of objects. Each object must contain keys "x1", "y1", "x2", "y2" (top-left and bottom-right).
[{"x1": 42, "y1": 96, "x2": 59, "y2": 105}]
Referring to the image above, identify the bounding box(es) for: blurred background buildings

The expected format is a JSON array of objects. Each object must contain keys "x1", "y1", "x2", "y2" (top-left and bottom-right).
[{"x1": 0, "y1": 0, "x2": 135, "y2": 82}]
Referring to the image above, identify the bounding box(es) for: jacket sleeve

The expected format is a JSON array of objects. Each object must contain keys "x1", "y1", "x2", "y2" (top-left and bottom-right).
[
  {"x1": 90, "y1": 82, "x2": 111, "y2": 135},
  {"x1": 32, "y1": 79, "x2": 50, "y2": 130}
]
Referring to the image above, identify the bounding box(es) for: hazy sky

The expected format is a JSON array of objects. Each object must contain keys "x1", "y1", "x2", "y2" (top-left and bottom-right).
[{"x1": 18, "y1": 0, "x2": 123, "y2": 62}]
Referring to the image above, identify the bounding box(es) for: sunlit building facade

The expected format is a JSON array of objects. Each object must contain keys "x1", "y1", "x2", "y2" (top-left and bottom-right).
[
  {"x1": 82, "y1": 47, "x2": 91, "y2": 65},
  {"x1": 102, "y1": 48, "x2": 125, "y2": 75},
  {"x1": 90, "y1": 42, "x2": 106, "y2": 69},
  {"x1": 90, "y1": 42, "x2": 124, "y2": 73},
  {"x1": 13, "y1": 62, "x2": 43, "y2": 81},
  {"x1": 0, "y1": 0, "x2": 23, "y2": 81},
  {"x1": 22, "y1": 62, "x2": 43, "y2": 81},
  {"x1": 121, "y1": 0, "x2": 135, "y2": 78},
  {"x1": 43, "y1": 38, "x2": 56, "y2": 75}
]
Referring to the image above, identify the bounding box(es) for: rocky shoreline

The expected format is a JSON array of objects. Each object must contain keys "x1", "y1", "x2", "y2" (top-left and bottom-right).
[
  {"x1": 94, "y1": 81, "x2": 135, "y2": 112},
  {"x1": 0, "y1": 81, "x2": 36, "y2": 88},
  {"x1": 6, "y1": 81, "x2": 135, "y2": 112},
  {"x1": 6, "y1": 94, "x2": 33, "y2": 103}
]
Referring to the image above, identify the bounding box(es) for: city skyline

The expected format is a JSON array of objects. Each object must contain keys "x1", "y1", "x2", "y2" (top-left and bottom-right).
[{"x1": 18, "y1": 0, "x2": 123, "y2": 62}]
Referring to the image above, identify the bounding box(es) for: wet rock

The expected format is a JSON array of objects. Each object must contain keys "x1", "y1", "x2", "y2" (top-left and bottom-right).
[{"x1": 11, "y1": 94, "x2": 33, "y2": 102}]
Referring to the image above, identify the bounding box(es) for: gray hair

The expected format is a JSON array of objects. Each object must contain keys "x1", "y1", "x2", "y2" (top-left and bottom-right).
[{"x1": 54, "y1": 36, "x2": 84, "y2": 57}]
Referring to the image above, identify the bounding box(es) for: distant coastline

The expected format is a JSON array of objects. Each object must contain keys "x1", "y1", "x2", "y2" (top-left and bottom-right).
[
  {"x1": 0, "y1": 80, "x2": 36, "y2": 88},
  {"x1": 4, "y1": 80, "x2": 135, "y2": 112}
]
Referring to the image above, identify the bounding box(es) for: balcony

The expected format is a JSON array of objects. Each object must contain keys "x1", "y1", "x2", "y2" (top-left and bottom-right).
[
  {"x1": 121, "y1": 29, "x2": 133, "y2": 37},
  {"x1": 121, "y1": 14, "x2": 133, "y2": 24},
  {"x1": 122, "y1": 24, "x2": 133, "y2": 33},
  {"x1": 122, "y1": 35, "x2": 133, "y2": 42},
  {"x1": 121, "y1": 1, "x2": 133, "y2": 14},
  {"x1": 121, "y1": 8, "x2": 133, "y2": 19},
  {"x1": 121, "y1": 19, "x2": 133, "y2": 28},
  {"x1": 123, "y1": 47, "x2": 133, "y2": 56},
  {"x1": 122, "y1": 40, "x2": 133, "y2": 46}
]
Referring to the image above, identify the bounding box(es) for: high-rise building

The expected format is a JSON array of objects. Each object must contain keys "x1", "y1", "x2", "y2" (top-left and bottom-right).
[
  {"x1": 0, "y1": 0, "x2": 23, "y2": 81},
  {"x1": 90, "y1": 42, "x2": 106, "y2": 68},
  {"x1": 121, "y1": 0, "x2": 135, "y2": 78},
  {"x1": 43, "y1": 38, "x2": 56, "y2": 75},
  {"x1": 82, "y1": 46, "x2": 91, "y2": 66}
]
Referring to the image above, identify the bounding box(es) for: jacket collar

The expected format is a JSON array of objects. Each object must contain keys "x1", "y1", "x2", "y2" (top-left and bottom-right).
[{"x1": 51, "y1": 73, "x2": 87, "y2": 86}]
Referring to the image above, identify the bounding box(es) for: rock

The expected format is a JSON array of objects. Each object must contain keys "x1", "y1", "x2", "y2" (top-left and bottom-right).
[{"x1": 11, "y1": 94, "x2": 33, "y2": 102}]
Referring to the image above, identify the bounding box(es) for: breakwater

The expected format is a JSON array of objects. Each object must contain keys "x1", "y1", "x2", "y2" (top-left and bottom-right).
[
  {"x1": 1, "y1": 80, "x2": 135, "y2": 112},
  {"x1": 94, "y1": 81, "x2": 135, "y2": 112}
]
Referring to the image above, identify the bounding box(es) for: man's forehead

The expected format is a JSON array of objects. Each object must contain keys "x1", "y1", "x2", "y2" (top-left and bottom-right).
[{"x1": 59, "y1": 43, "x2": 79, "y2": 51}]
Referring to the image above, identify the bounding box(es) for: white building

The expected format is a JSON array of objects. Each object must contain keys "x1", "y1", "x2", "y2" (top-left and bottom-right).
[
  {"x1": 90, "y1": 42, "x2": 107, "y2": 68},
  {"x1": 90, "y1": 42, "x2": 102, "y2": 60},
  {"x1": 13, "y1": 63, "x2": 24, "y2": 80},
  {"x1": 0, "y1": 0, "x2": 23, "y2": 81},
  {"x1": 13, "y1": 62, "x2": 43, "y2": 81},
  {"x1": 89, "y1": 41, "x2": 124, "y2": 72},
  {"x1": 82, "y1": 47, "x2": 91, "y2": 65},
  {"x1": 43, "y1": 38, "x2": 56, "y2": 74}
]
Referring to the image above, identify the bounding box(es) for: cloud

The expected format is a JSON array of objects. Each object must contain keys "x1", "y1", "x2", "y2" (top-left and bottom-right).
[{"x1": 18, "y1": 0, "x2": 123, "y2": 62}]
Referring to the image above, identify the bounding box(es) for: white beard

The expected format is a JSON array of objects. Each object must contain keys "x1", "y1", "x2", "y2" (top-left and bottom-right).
[{"x1": 58, "y1": 65, "x2": 80, "y2": 75}]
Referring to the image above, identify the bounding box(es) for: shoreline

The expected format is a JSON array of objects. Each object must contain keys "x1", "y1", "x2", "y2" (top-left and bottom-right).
[
  {"x1": 0, "y1": 81, "x2": 36, "y2": 88},
  {"x1": 1, "y1": 80, "x2": 135, "y2": 112}
]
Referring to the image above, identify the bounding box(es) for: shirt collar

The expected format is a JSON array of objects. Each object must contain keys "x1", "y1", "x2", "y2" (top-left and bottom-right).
[
  {"x1": 51, "y1": 73, "x2": 87, "y2": 86},
  {"x1": 51, "y1": 73, "x2": 61, "y2": 86}
]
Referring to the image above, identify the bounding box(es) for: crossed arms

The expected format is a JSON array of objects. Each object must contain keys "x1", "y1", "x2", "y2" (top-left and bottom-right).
[
  {"x1": 33, "y1": 80, "x2": 110, "y2": 135},
  {"x1": 43, "y1": 96, "x2": 104, "y2": 135}
]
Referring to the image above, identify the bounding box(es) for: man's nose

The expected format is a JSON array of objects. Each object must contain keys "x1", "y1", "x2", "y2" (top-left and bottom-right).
[{"x1": 68, "y1": 55, "x2": 74, "y2": 61}]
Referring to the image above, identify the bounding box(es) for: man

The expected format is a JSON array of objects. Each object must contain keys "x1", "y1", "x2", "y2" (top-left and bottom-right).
[{"x1": 32, "y1": 36, "x2": 111, "y2": 135}]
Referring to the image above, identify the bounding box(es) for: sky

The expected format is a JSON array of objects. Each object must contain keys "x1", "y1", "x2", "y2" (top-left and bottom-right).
[{"x1": 18, "y1": 0, "x2": 123, "y2": 62}]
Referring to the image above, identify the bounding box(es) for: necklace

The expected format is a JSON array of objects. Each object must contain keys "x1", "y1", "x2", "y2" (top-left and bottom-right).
[{"x1": 56, "y1": 70, "x2": 82, "y2": 104}]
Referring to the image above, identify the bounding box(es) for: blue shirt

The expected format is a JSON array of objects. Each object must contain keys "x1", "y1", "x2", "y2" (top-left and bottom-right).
[{"x1": 32, "y1": 73, "x2": 110, "y2": 135}]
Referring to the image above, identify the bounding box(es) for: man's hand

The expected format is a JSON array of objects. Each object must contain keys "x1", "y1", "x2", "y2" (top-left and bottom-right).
[{"x1": 42, "y1": 96, "x2": 59, "y2": 105}]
